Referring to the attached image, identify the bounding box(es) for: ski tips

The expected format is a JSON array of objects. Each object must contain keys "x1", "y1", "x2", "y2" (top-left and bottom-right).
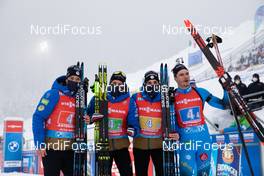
[
  {"x1": 160, "y1": 63, "x2": 168, "y2": 68},
  {"x1": 95, "y1": 74, "x2": 99, "y2": 79},
  {"x1": 103, "y1": 65, "x2": 107, "y2": 71},
  {"x1": 164, "y1": 64, "x2": 168, "y2": 75},
  {"x1": 184, "y1": 19, "x2": 192, "y2": 30},
  {"x1": 160, "y1": 63, "x2": 168, "y2": 67},
  {"x1": 160, "y1": 62, "x2": 169, "y2": 84}
]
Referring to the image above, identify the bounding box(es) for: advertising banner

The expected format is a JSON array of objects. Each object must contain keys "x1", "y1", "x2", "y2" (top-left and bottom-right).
[{"x1": 2, "y1": 119, "x2": 23, "y2": 173}]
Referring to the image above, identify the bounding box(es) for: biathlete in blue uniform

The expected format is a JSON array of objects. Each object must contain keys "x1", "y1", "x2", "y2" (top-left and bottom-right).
[
  {"x1": 32, "y1": 65, "x2": 86, "y2": 176},
  {"x1": 170, "y1": 64, "x2": 229, "y2": 176},
  {"x1": 86, "y1": 71, "x2": 139, "y2": 176},
  {"x1": 131, "y1": 71, "x2": 164, "y2": 176}
]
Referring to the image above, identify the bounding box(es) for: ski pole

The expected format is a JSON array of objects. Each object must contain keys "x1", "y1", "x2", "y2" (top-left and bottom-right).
[
  {"x1": 205, "y1": 117, "x2": 219, "y2": 132},
  {"x1": 227, "y1": 94, "x2": 254, "y2": 176}
]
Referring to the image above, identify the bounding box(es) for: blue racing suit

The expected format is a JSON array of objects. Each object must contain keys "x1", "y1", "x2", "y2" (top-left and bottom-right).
[{"x1": 174, "y1": 86, "x2": 228, "y2": 176}]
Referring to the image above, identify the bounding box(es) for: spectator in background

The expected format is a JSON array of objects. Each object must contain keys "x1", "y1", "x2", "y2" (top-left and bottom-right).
[
  {"x1": 248, "y1": 73, "x2": 264, "y2": 96},
  {"x1": 240, "y1": 55, "x2": 245, "y2": 64},
  {"x1": 234, "y1": 75, "x2": 248, "y2": 96},
  {"x1": 261, "y1": 46, "x2": 264, "y2": 60},
  {"x1": 232, "y1": 75, "x2": 248, "y2": 116},
  {"x1": 221, "y1": 74, "x2": 264, "y2": 135},
  {"x1": 247, "y1": 73, "x2": 264, "y2": 108}
]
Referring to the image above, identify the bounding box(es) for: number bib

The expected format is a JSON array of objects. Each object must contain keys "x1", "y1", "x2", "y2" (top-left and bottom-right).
[
  {"x1": 139, "y1": 116, "x2": 162, "y2": 136},
  {"x1": 107, "y1": 97, "x2": 130, "y2": 138},
  {"x1": 179, "y1": 106, "x2": 201, "y2": 125},
  {"x1": 45, "y1": 92, "x2": 76, "y2": 139},
  {"x1": 108, "y1": 118, "x2": 123, "y2": 136},
  {"x1": 136, "y1": 93, "x2": 162, "y2": 137},
  {"x1": 174, "y1": 88, "x2": 205, "y2": 128}
]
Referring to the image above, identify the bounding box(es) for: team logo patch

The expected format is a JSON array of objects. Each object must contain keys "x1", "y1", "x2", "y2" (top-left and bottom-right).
[
  {"x1": 38, "y1": 105, "x2": 45, "y2": 111},
  {"x1": 199, "y1": 153, "x2": 208, "y2": 161},
  {"x1": 56, "y1": 132, "x2": 63, "y2": 138},
  {"x1": 185, "y1": 154, "x2": 191, "y2": 160},
  {"x1": 41, "y1": 98, "x2": 49, "y2": 105}
]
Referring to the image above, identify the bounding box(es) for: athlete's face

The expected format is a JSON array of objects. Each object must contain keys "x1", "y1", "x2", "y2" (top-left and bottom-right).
[
  {"x1": 146, "y1": 79, "x2": 159, "y2": 86},
  {"x1": 111, "y1": 80, "x2": 123, "y2": 86},
  {"x1": 174, "y1": 69, "x2": 190, "y2": 89},
  {"x1": 66, "y1": 75, "x2": 81, "y2": 83}
]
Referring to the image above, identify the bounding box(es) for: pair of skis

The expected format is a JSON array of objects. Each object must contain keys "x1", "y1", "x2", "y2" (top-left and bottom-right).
[
  {"x1": 160, "y1": 63, "x2": 179, "y2": 176},
  {"x1": 94, "y1": 65, "x2": 110, "y2": 176},
  {"x1": 184, "y1": 19, "x2": 264, "y2": 142},
  {"x1": 184, "y1": 19, "x2": 264, "y2": 176},
  {"x1": 74, "y1": 62, "x2": 89, "y2": 176}
]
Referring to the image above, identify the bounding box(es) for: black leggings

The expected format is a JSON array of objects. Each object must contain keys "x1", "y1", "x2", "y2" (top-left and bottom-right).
[
  {"x1": 109, "y1": 148, "x2": 133, "y2": 176},
  {"x1": 42, "y1": 150, "x2": 74, "y2": 176},
  {"x1": 133, "y1": 148, "x2": 163, "y2": 176}
]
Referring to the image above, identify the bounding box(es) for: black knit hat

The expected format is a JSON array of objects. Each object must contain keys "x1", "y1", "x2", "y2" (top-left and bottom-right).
[
  {"x1": 66, "y1": 65, "x2": 82, "y2": 79},
  {"x1": 110, "y1": 71, "x2": 126, "y2": 83},
  {"x1": 144, "y1": 71, "x2": 159, "y2": 83},
  {"x1": 253, "y1": 73, "x2": 259, "y2": 80},
  {"x1": 172, "y1": 64, "x2": 188, "y2": 76},
  {"x1": 234, "y1": 75, "x2": 241, "y2": 80}
]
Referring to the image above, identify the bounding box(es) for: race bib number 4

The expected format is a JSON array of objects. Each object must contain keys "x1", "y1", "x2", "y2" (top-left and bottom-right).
[
  {"x1": 58, "y1": 111, "x2": 75, "y2": 125},
  {"x1": 179, "y1": 106, "x2": 201, "y2": 124},
  {"x1": 139, "y1": 116, "x2": 161, "y2": 132}
]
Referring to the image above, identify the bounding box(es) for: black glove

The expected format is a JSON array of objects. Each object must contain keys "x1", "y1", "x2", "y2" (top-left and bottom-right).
[
  {"x1": 90, "y1": 84, "x2": 95, "y2": 93},
  {"x1": 83, "y1": 77, "x2": 89, "y2": 92},
  {"x1": 169, "y1": 87, "x2": 175, "y2": 103}
]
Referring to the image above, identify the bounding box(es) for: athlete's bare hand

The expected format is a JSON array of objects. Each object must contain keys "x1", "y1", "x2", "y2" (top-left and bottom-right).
[
  {"x1": 168, "y1": 133, "x2": 180, "y2": 141},
  {"x1": 84, "y1": 115, "x2": 91, "y2": 124}
]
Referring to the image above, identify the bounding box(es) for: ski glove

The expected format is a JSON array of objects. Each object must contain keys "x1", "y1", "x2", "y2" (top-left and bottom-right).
[
  {"x1": 91, "y1": 113, "x2": 104, "y2": 122},
  {"x1": 127, "y1": 127, "x2": 136, "y2": 137}
]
